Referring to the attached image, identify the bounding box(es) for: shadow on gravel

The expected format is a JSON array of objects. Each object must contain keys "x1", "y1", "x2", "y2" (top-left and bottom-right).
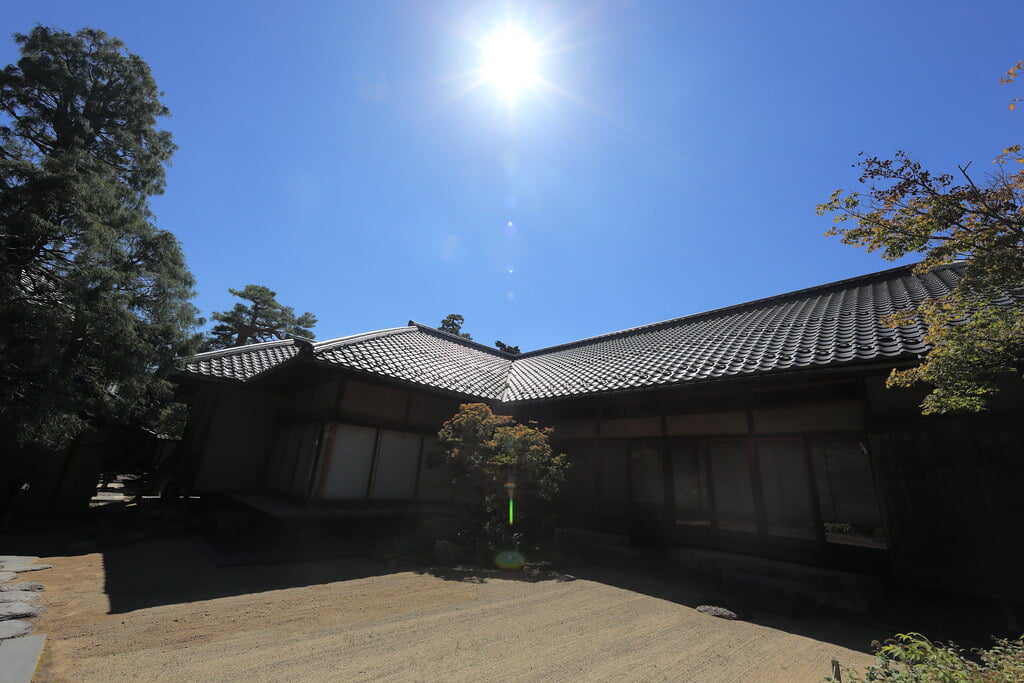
[
  {"x1": 555, "y1": 560, "x2": 1016, "y2": 654},
  {"x1": 415, "y1": 565, "x2": 576, "y2": 584},
  {"x1": 6, "y1": 503, "x2": 1015, "y2": 650},
  {"x1": 100, "y1": 535, "x2": 397, "y2": 614},
  {"x1": 4, "y1": 501, "x2": 402, "y2": 615},
  {"x1": 412, "y1": 558, "x2": 885, "y2": 653}
]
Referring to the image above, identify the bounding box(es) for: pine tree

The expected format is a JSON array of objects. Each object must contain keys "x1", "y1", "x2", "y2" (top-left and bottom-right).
[
  {"x1": 495, "y1": 340, "x2": 520, "y2": 354},
  {"x1": 438, "y1": 313, "x2": 473, "y2": 340},
  {"x1": 207, "y1": 285, "x2": 317, "y2": 349}
]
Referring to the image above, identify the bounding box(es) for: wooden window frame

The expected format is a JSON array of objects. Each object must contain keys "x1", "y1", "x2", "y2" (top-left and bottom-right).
[{"x1": 570, "y1": 430, "x2": 878, "y2": 549}]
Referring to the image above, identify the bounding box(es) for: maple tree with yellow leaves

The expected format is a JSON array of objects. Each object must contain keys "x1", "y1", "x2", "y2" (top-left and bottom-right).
[{"x1": 817, "y1": 61, "x2": 1024, "y2": 413}]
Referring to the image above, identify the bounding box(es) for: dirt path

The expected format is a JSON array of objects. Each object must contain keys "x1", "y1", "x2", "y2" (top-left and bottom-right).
[{"x1": 31, "y1": 538, "x2": 874, "y2": 681}]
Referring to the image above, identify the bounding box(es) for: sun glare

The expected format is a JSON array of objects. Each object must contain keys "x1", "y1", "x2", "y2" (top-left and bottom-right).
[{"x1": 481, "y1": 26, "x2": 540, "y2": 100}]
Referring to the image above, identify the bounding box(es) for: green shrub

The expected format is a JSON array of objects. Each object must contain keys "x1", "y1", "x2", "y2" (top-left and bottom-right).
[
  {"x1": 437, "y1": 403, "x2": 568, "y2": 554},
  {"x1": 829, "y1": 632, "x2": 1024, "y2": 682}
]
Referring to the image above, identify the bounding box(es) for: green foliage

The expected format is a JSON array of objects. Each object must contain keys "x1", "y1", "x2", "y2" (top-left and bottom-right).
[
  {"x1": 816, "y1": 61, "x2": 1024, "y2": 414},
  {"x1": 884, "y1": 299, "x2": 1023, "y2": 414},
  {"x1": 438, "y1": 313, "x2": 472, "y2": 340},
  {"x1": 495, "y1": 340, "x2": 521, "y2": 354},
  {"x1": 828, "y1": 633, "x2": 1024, "y2": 682},
  {"x1": 152, "y1": 401, "x2": 189, "y2": 439},
  {"x1": 437, "y1": 403, "x2": 568, "y2": 550},
  {"x1": 0, "y1": 26, "x2": 200, "y2": 449},
  {"x1": 206, "y1": 284, "x2": 317, "y2": 349}
]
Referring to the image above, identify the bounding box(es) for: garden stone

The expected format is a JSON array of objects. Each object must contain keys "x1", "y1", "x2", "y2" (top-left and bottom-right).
[
  {"x1": 0, "y1": 556, "x2": 37, "y2": 567},
  {"x1": 0, "y1": 592, "x2": 39, "y2": 603},
  {"x1": 0, "y1": 583, "x2": 43, "y2": 592},
  {"x1": 0, "y1": 602, "x2": 44, "y2": 620},
  {"x1": 0, "y1": 619, "x2": 33, "y2": 640},
  {"x1": 0, "y1": 572, "x2": 16, "y2": 583},
  {"x1": 696, "y1": 605, "x2": 738, "y2": 620}
]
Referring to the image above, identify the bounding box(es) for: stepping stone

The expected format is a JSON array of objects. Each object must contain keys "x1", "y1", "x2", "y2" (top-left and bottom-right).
[
  {"x1": 0, "y1": 634, "x2": 46, "y2": 683},
  {"x1": 0, "y1": 602, "x2": 43, "y2": 621},
  {"x1": 0, "y1": 584, "x2": 42, "y2": 593},
  {"x1": 0, "y1": 593, "x2": 39, "y2": 604},
  {"x1": 0, "y1": 620, "x2": 32, "y2": 640},
  {"x1": 0, "y1": 573, "x2": 16, "y2": 584},
  {"x1": 696, "y1": 604, "x2": 738, "y2": 620},
  {"x1": 0, "y1": 557, "x2": 37, "y2": 567},
  {"x1": 0, "y1": 565, "x2": 51, "y2": 574}
]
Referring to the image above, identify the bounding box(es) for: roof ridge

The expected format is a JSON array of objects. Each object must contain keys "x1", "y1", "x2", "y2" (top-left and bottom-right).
[
  {"x1": 313, "y1": 326, "x2": 416, "y2": 353},
  {"x1": 187, "y1": 338, "x2": 296, "y2": 361},
  {"x1": 516, "y1": 260, "x2": 961, "y2": 358},
  {"x1": 406, "y1": 321, "x2": 517, "y2": 358}
]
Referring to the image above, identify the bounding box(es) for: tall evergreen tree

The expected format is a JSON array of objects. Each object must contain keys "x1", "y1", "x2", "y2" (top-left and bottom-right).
[
  {"x1": 206, "y1": 285, "x2": 317, "y2": 349},
  {"x1": 0, "y1": 26, "x2": 199, "y2": 449}
]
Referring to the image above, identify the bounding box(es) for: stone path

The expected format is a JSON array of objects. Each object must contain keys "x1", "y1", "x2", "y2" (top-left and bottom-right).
[
  {"x1": 0, "y1": 635, "x2": 46, "y2": 683},
  {"x1": 0, "y1": 555, "x2": 50, "y2": 683}
]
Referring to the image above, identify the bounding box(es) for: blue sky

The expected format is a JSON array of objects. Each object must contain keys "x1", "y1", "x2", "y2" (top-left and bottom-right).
[{"x1": 4, "y1": 1, "x2": 1022, "y2": 351}]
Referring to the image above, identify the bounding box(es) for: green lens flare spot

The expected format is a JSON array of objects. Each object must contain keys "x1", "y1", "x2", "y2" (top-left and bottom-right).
[{"x1": 495, "y1": 550, "x2": 525, "y2": 570}]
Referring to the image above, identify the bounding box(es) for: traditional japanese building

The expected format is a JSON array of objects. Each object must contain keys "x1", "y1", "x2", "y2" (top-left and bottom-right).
[{"x1": 175, "y1": 261, "x2": 1024, "y2": 604}]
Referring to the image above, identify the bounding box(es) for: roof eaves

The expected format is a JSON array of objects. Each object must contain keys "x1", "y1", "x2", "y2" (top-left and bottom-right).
[
  {"x1": 181, "y1": 338, "x2": 306, "y2": 383},
  {"x1": 307, "y1": 357, "x2": 503, "y2": 402},
  {"x1": 500, "y1": 354, "x2": 924, "y2": 405},
  {"x1": 186, "y1": 338, "x2": 297, "y2": 362},
  {"x1": 174, "y1": 368, "x2": 246, "y2": 386}
]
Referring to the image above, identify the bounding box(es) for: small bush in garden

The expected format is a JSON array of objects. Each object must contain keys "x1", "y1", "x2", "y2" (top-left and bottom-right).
[
  {"x1": 828, "y1": 632, "x2": 1024, "y2": 682},
  {"x1": 437, "y1": 403, "x2": 569, "y2": 556}
]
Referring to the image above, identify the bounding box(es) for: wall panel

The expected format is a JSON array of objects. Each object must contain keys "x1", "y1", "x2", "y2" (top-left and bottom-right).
[
  {"x1": 753, "y1": 400, "x2": 862, "y2": 434},
  {"x1": 666, "y1": 411, "x2": 746, "y2": 436},
  {"x1": 194, "y1": 388, "x2": 281, "y2": 492},
  {"x1": 869, "y1": 426, "x2": 1024, "y2": 599},
  {"x1": 340, "y1": 379, "x2": 407, "y2": 421},
  {"x1": 372, "y1": 430, "x2": 421, "y2": 499},
  {"x1": 320, "y1": 424, "x2": 377, "y2": 499}
]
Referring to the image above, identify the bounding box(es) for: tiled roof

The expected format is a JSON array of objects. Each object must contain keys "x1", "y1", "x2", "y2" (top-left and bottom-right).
[
  {"x1": 503, "y1": 264, "x2": 963, "y2": 401},
  {"x1": 179, "y1": 263, "x2": 974, "y2": 401},
  {"x1": 315, "y1": 325, "x2": 512, "y2": 399},
  {"x1": 183, "y1": 339, "x2": 301, "y2": 381}
]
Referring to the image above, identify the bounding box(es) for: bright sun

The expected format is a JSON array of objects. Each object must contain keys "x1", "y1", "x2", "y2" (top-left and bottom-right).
[{"x1": 481, "y1": 27, "x2": 540, "y2": 100}]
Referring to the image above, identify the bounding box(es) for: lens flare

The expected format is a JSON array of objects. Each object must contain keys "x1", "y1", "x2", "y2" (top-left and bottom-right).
[{"x1": 495, "y1": 549, "x2": 526, "y2": 570}]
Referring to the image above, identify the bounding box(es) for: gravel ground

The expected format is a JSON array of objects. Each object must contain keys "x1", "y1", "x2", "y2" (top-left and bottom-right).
[{"x1": 30, "y1": 538, "x2": 876, "y2": 682}]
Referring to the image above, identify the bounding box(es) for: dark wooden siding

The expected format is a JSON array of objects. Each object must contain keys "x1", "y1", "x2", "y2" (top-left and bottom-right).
[{"x1": 868, "y1": 424, "x2": 1024, "y2": 600}]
